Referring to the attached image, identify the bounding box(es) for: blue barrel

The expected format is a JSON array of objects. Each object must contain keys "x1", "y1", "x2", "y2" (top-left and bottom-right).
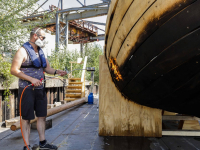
[{"x1": 88, "y1": 93, "x2": 93, "y2": 104}]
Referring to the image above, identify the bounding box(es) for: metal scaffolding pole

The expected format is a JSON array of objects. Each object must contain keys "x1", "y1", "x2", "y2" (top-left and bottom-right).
[
  {"x1": 64, "y1": 20, "x2": 69, "y2": 51},
  {"x1": 80, "y1": 42, "x2": 83, "y2": 57},
  {"x1": 61, "y1": 0, "x2": 63, "y2": 9},
  {"x1": 55, "y1": 12, "x2": 60, "y2": 50}
]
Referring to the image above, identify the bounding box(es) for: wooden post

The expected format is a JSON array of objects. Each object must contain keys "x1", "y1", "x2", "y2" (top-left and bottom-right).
[
  {"x1": 50, "y1": 88, "x2": 54, "y2": 104},
  {"x1": 55, "y1": 88, "x2": 57, "y2": 102},
  {"x1": 0, "y1": 91, "x2": 2, "y2": 122},
  {"x1": 60, "y1": 87, "x2": 63, "y2": 101},
  {"x1": 99, "y1": 55, "x2": 162, "y2": 137},
  {"x1": 46, "y1": 88, "x2": 50, "y2": 104},
  {"x1": 15, "y1": 90, "x2": 19, "y2": 117},
  {"x1": 9, "y1": 90, "x2": 15, "y2": 119}
]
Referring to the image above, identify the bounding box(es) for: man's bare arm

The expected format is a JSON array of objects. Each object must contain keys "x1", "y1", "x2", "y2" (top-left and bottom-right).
[
  {"x1": 10, "y1": 47, "x2": 42, "y2": 86},
  {"x1": 44, "y1": 58, "x2": 67, "y2": 76}
]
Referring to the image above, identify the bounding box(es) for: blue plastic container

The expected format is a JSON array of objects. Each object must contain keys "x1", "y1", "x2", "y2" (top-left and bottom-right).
[{"x1": 88, "y1": 93, "x2": 93, "y2": 104}]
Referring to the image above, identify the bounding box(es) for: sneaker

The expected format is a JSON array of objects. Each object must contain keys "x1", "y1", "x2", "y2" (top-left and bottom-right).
[
  {"x1": 39, "y1": 142, "x2": 58, "y2": 150},
  {"x1": 23, "y1": 145, "x2": 32, "y2": 150}
]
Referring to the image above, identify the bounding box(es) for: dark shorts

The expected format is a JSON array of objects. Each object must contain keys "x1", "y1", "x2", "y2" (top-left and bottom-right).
[{"x1": 18, "y1": 87, "x2": 47, "y2": 120}]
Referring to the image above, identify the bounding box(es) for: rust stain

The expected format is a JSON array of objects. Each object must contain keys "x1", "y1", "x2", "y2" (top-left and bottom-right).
[{"x1": 110, "y1": 57, "x2": 123, "y2": 81}]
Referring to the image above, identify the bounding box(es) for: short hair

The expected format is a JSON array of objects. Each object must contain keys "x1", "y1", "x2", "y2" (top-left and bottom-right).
[{"x1": 30, "y1": 27, "x2": 41, "y2": 39}]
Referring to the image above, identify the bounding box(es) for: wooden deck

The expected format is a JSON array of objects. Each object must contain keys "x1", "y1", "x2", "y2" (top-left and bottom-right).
[{"x1": 0, "y1": 98, "x2": 200, "y2": 150}]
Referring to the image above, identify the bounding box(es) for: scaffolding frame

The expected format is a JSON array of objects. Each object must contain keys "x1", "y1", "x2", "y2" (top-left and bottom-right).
[{"x1": 22, "y1": 0, "x2": 110, "y2": 51}]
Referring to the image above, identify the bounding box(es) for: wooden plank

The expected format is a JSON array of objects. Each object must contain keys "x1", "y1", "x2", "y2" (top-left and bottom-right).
[
  {"x1": 65, "y1": 94, "x2": 81, "y2": 98},
  {"x1": 163, "y1": 116, "x2": 200, "y2": 121},
  {"x1": 163, "y1": 111, "x2": 177, "y2": 116},
  {"x1": 105, "y1": 0, "x2": 133, "y2": 61},
  {"x1": 68, "y1": 82, "x2": 83, "y2": 84},
  {"x1": 64, "y1": 98, "x2": 76, "y2": 101},
  {"x1": 67, "y1": 86, "x2": 82, "y2": 89},
  {"x1": 162, "y1": 130, "x2": 200, "y2": 136},
  {"x1": 104, "y1": 0, "x2": 119, "y2": 57},
  {"x1": 115, "y1": 0, "x2": 199, "y2": 92},
  {"x1": 81, "y1": 75, "x2": 85, "y2": 98},
  {"x1": 66, "y1": 89, "x2": 82, "y2": 93},
  {"x1": 99, "y1": 55, "x2": 162, "y2": 137},
  {"x1": 182, "y1": 120, "x2": 200, "y2": 130},
  {"x1": 109, "y1": 0, "x2": 156, "y2": 61},
  {"x1": 68, "y1": 78, "x2": 81, "y2": 81},
  {"x1": 115, "y1": 0, "x2": 196, "y2": 67}
]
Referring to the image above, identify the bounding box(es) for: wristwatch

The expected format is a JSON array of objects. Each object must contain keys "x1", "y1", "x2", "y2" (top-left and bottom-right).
[{"x1": 54, "y1": 70, "x2": 57, "y2": 76}]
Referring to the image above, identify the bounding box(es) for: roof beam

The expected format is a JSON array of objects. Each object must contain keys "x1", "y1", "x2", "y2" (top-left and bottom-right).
[
  {"x1": 90, "y1": 34, "x2": 105, "y2": 41},
  {"x1": 82, "y1": 20, "x2": 106, "y2": 26},
  {"x1": 65, "y1": 8, "x2": 108, "y2": 21}
]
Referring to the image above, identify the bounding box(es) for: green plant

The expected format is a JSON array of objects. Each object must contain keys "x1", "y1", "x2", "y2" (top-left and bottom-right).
[
  {"x1": 48, "y1": 43, "x2": 103, "y2": 83},
  {"x1": 48, "y1": 48, "x2": 82, "y2": 78},
  {"x1": 0, "y1": 0, "x2": 57, "y2": 53},
  {"x1": 83, "y1": 43, "x2": 103, "y2": 84},
  {"x1": 0, "y1": 55, "x2": 15, "y2": 106}
]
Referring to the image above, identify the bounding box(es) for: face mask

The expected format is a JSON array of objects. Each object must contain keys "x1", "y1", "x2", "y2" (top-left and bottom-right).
[{"x1": 35, "y1": 38, "x2": 45, "y2": 48}]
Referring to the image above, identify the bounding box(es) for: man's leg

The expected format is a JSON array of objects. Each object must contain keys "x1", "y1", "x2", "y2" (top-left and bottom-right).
[
  {"x1": 21, "y1": 119, "x2": 31, "y2": 146},
  {"x1": 37, "y1": 117, "x2": 46, "y2": 141},
  {"x1": 35, "y1": 89, "x2": 57, "y2": 149}
]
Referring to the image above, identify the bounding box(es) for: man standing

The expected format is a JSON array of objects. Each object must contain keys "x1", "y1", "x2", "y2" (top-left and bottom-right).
[{"x1": 11, "y1": 27, "x2": 67, "y2": 150}]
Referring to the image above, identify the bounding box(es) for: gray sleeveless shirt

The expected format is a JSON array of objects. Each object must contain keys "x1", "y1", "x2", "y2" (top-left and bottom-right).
[{"x1": 19, "y1": 47, "x2": 44, "y2": 89}]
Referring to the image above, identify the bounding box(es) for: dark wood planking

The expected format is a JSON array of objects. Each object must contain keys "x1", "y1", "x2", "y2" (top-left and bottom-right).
[
  {"x1": 122, "y1": 27, "x2": 200, "y2": 109},
  {"x1": 155, "y1": 71, "x2": 200, "y2": 116},
  {"x1": 148, "y1": 138, "x2": 169, "y2": 150},
  {"x1": 161, "y1": 137, "x2": 199, "y2": 150},
  {"x1": 111, "y1": 0, "x2": 198, "y2": 91},
  {"x1": 127, "y1": 55, "x2": 200, "y2": 116}
]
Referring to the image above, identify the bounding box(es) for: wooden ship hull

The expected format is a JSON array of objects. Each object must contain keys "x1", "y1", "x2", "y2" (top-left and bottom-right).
[{"x1": 105, "y1": 0, "x2": 200, "y2": 117}]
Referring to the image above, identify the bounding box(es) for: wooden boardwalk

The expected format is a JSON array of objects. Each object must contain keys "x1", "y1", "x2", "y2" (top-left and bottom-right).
[{"x1": 1, "y1": 98, "x2": 200, "y2": 150}]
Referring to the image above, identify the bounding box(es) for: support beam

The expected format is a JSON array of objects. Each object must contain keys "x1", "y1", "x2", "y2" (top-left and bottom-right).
[
  {"x1": 22, "y1": 3, "x2": 108, "y2": 20},
  {"x1": 58, "y1": 7, "x2": 108, "y2": 14},
  {"x1": 90, "y1": 34, "x2": 105, "y2": 41},
  {"x1": 83, "y1": 20, "x2": 106, "y2": 26},
  {"x1": 65, "y1": 9, "x2": 108, "y2": 21},
  {"x1": 77, "y1": 0, "x2": 84, "y2": 6}
]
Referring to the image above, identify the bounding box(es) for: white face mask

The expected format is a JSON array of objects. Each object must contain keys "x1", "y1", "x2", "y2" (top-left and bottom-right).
[{"x1": 35, "y1": 38, "x2": 45, "y2": 48}]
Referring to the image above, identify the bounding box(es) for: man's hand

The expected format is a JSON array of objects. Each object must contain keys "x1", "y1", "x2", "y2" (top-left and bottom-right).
[
  {"x1": 30, "y1": 78, "x2": 42, "y2": 87},
  {"x1": 56, "y1": 70, "x2": 67, "y2": 76}
]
